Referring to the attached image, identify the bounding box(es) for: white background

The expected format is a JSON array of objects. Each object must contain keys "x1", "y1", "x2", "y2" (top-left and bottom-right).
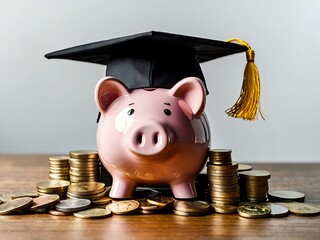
[{"x1": 1, "y1": 0, "x2": 319, "y2": 163}]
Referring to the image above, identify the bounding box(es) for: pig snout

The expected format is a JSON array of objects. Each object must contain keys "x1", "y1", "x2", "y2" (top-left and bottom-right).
[{"x1": 127, "y1": 121, "x2": 169, "y2": 156}]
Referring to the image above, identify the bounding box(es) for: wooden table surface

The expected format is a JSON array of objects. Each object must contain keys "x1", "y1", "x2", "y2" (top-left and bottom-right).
[{"x1": 0, "y1": 155, "x2": 319, "y2": 240}]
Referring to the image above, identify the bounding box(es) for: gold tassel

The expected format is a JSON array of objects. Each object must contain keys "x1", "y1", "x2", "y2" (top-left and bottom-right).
[{"x1": 225, "y1": 38, "x2": 265, "y2": 120}]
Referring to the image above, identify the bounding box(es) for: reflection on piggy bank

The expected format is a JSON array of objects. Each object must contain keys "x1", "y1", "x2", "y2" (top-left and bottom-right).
[{"x1": 95, "y1": 76, "x2": 210, "y2": 199}]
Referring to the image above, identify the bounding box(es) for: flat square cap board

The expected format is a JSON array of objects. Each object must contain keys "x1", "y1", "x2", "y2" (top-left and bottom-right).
[{"x1": 45, "y1": 31, "x2": 248, "y2": 95}]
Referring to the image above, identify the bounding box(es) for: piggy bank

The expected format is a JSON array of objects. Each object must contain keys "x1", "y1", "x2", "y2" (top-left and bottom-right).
[{"x1": 95, "y1": 76, "x2": 210, "y2": 199}]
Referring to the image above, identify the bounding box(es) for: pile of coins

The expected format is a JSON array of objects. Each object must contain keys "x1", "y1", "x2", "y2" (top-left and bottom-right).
[
  {"x1": 69, "y1": 150, "x2": 100, "y2": 183},
  {"x1": 239, "y1": 170, "x2": 271, "y2": 202},
  {"x1": 67, "y1": 182, "x2": 110, "y2": 206},
  {"x1": 37, "y1": 180, "x2": 70, "y2": 199},
  {"x1": 207, "y1": 149, "x2": 240, "y2": 213},
  {"x1": 48, "y1": 155, "x2": 70, "y2": 181}
]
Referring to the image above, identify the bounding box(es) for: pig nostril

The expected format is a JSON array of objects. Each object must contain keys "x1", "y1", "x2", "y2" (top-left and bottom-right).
[
  {"x1": 153, "y1": 133, "x2": 159, "y2": 145},
  {"x1": 137, "y1": 134, "x2": 143, "y2": 145}
]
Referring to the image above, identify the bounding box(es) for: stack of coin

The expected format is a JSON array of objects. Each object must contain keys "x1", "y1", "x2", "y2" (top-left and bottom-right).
[
  {"x1": 48, "y1": 156, "x2": 70, "y2": 181},
  {"x1": 239, "y1": 170, "x2": 271, "y2": 203},
  {"x1": 207, "y1": 149, "x2": 240, "y2": 213},
  {"x1": 208, "y1": 149, "x2": 232, "y2": 165},
  {"x1": 67, "y1": 182, "x2": 107, "y2": 203},
  {"x1": 173, "y1": 200, "x2": 210, "y2": 216},
  {"x1": 69, "y1": 150, "x2": 100, "y2": 183},
  {"x1": 37, "y1": 180, "x2": 70, "y2": 199}
]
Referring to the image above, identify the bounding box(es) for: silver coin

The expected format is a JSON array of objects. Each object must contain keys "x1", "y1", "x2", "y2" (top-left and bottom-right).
[
  {"x1": 267, "y1": 203, "x2": 289, "y2": 217},
  {"x1": 55, "y1": 198, "x2": 91, "y2": 212},
  {"x1": 268, "y1": 190, "x2": 305, "y2": 202}
]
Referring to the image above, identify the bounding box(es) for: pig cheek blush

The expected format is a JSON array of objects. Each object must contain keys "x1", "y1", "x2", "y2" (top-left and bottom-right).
[{"x1": 114, "y1": 108, "x2": 135, "y2": 133}]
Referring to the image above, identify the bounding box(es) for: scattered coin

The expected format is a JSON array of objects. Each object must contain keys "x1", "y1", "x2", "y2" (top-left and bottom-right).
[
  {"x1": 30, "y1": 195, "x2": 60, "y2": 210},
  {"x1": 9, "y1": 192, "x2": 39, "y2": 199},
  {"x1": 139, "y1": 199, "x2": 165, "y2": 211},
  {"x1": 48, "y1": 208, "x2": 73, "y2": 216},
  {"x1": 74, "y1": 208, "x2": 112, "y2": 219},
  {"x1": 267, "y1": 203, "x2": 289, "y2": 217},
  {"x1": 276, "y1": 202, "x2": 320, "y2": 216},
  {"x1": 107, "y1": 200, "x2": 139, "y2": 215},
  {"x1": 0, "y1": 194, "x2": 13, "y2": 202},
  {"x1": 173, "y1": 200, "x2": 210, "y2": 214},
  {"x1": 55, "y1": 199, "x2": 91, "y2": 213},
  {"x1": 147, "y1": 195, "x2": 175, "y2": 207},
  {"x1": 0, "y1": 197, "x2": 33, "y2": 215},
  {"x1": 173, "y1": 209, "x2": 209, "y2": 216},
  {"x1": 237, "y1": 203, "x2": 271, "y2": 218},
  {"x1": 268, "y1": 190, "x2": 305, "y2": 202}
]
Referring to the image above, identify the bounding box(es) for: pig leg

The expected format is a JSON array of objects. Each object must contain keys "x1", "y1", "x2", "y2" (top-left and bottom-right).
[
  {"x1": 170, "y1": 180, "x2": 197, "y2": 199},
  {"x1": 109, "y1": 178, "x2": 136, "y2": 199}
]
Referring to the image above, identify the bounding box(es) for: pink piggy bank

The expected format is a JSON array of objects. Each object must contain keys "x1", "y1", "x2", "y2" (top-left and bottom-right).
[{"x1": 95, "y1": 76, "x2": 210, "y2": 199}]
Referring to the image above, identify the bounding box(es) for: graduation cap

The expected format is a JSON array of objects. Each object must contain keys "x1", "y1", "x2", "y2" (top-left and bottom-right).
[{"x1": 45, "y1": 31, "x2": 264, "y2": 120}]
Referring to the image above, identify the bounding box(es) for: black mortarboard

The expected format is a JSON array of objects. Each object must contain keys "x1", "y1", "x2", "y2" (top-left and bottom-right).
[
  {"x1": 45, "y1": 31, "x2": 264, "y2": 120},
  {"x1": 45, "y1": 31, "x2": 248, "y2": 95}
]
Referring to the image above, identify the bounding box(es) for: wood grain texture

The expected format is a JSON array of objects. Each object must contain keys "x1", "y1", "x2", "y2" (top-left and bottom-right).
[{"x1": 0, "y1": 155, "x2": 319, "y2": 240}]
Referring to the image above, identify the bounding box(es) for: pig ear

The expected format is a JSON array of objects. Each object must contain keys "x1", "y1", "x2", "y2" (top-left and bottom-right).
[
  {"x1": 169, "y1": 77, "x2": 206, "y2": 118},
  {"x1": 95, "y1": 76, "x2": 130, "y2": 113}
]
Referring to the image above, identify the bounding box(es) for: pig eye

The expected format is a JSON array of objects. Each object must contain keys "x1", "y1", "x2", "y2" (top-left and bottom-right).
[
  {"x1": 164, "y1": 109, "x2": 171, "y2": 116},
  {"x1": 127, "y1": 109, "x2": 135, "y2": 116}
]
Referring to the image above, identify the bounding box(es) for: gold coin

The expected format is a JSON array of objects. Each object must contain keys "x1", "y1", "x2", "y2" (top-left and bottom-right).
[
  {"x1": 139, "y1": 199, "x2": 165, "y2": 211},
  {"x1": 48, "y1": 208, "x2": 73, "y2": 216},
  {"x1": 69, "y1": 166, "x2": 99, "y2": 171},
  {"x1": 37, "y1": 180, "x2": 70, "y2": 191},
  {"x1": 211, "y1": 203, "x2": 238, "y2": 214},
  {"x1": 147, "y1": 195, "x2": 175, "y2": 207},
  {"x1": 69, "y1": 150, "x2": 99, "y2": 159},
  {"x1": 69, "y1": 159, "x2": 99, "y2": 165},
  {"x1": 239, "y1": 170, "x2": 271, "y2": 180},
  {"x1": 173, "y1": 209, "x2": 209, "y2": 216},
  {"x1": 7, "y1": 192, "x2": 38, "y2": 199},
  {"x1": 237, "y1": 203, "x2": 271, "y2": 218},
  {"x1": 49, "y1": 155, "x2": 69, "y2": 162},
  {"x1": 107, "y1": 200, "x2": 139, "y2": 215},
  {"x1": 91, "y1": 197, "x2": 112, "y2": 206},
  {"x1": 0, "y1": 194, "x2": 13, "y2": 202},
  {"x1": 209, "y1": 149, "x2": 232, "y2": 154},
  {"x1": 276, "y1": 202, "x2": 320, "y2": 216},
  {"x1": 238, "y1": 164, "x2": 252, "y2": 172},
  {"x1": 37, "y1": 187, "x2": 67, "y2": 194},
  {"x1": 74, "y1": 207, "x2": 112, "y2": 219},
  {"x1": 0, "y1": 197, "x2": 33, "y2": 215},
  {"x1": 67, "y1": 189, "x2": 107, "y2": 200},
  {"x1": 173, "y1": 200, "x2": 210, "y2": 213},
  {"x1": 207, "y1": 162, "x2": 238, "y2": 170},
  {"x1": 211, "y1": 197, "x2": 240, "y2": 205},
  {"x1": 30, "y1": 195, "x2": 60, "y2": 210},
  {"x1": 68, "y1": 182, "x2": 105, "y2": 195}
]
